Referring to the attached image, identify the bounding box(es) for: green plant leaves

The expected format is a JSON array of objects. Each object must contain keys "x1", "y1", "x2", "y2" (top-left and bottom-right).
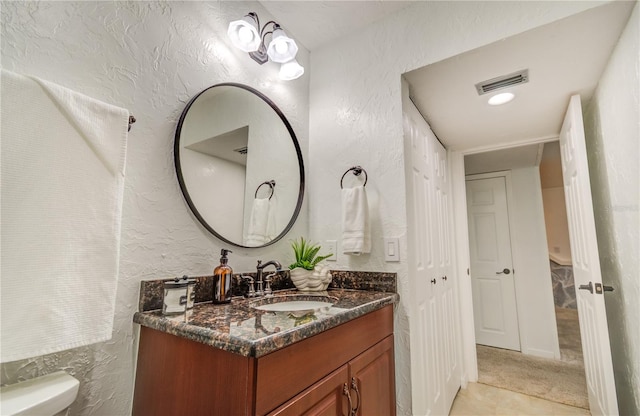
[{"x1": 288, "y1": 237, "x2": 333, "y2": 270}]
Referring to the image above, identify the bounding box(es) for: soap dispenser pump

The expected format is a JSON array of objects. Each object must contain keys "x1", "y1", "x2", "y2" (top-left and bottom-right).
[{"x1": 213, "y1": 249, "x2": 233, "y2": 304}]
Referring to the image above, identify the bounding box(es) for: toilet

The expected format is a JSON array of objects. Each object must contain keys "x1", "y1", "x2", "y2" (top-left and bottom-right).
[{"x1": 0, "y1": 371, "x2": 79, "y2": 415}]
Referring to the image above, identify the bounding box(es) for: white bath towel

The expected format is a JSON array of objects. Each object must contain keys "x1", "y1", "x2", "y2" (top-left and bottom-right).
[
  {"x1": 342, "y1": 185, "x2": 371, "y2": 255},
  {"x1": 245, "y1": 198, "x2": 276, "y2": 246},
  {"x1": 0, "y1": 70, "x2": 129, "y2": 362}
]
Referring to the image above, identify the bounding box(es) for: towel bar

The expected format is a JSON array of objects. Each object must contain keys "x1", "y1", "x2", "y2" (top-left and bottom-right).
[
  {"x1": 340, "y1": 166, "x2": 368, "y2": 189},
  {"x1": 128, "y1": 115, "x2": 136, "y2": 131},
  {"x1": 255, "y1": 180, "x2": 276, "y2": 199}
]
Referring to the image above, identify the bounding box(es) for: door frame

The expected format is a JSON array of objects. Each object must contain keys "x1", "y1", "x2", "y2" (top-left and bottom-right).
[
  {"x1": 465, "y1": 170, "x2": 523, "y2": 351},
  {"x1": 450, "y1": 136, "x2": 559, "y2": 383}
]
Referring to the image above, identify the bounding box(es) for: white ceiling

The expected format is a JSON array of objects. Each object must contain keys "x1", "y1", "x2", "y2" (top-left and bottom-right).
[
  {"x1": 260, "y1": 1, "x2": 634, "y2": 154},
  {"x1": 464, "y1": 143, "x2": 543, "y2": 175},
  {"x1": 259, "y1": 1, "x2": 414, "y2": 51},
  {"x1": 186, "y1": 126, "x2": 248, "y2": 166},
  {"x1": 403, "y1": 1, "x2": 635, "y2": 150}
]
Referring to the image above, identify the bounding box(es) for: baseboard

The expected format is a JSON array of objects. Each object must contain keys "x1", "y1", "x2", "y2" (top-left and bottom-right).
[
  {"x1": 521, "y1": 347, "x2": 556, "y2": 360},
  {"x1": 549, "y1": 253, "x2": 572, "y2": 266}
]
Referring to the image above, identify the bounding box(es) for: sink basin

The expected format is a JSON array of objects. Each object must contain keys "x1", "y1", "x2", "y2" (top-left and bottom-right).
[
  {"x1": 254, "y1": 300, "x2": 333, "y2": 313},
  {"x1": 250, "y1": 294, "x2": 337, "y2": 315}
]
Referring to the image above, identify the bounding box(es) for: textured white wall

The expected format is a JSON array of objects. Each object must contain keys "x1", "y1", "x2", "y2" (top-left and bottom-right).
[
  {"x1": 583, "y1": 3, "x2": 639, "y2": 414},
  {"x1": 541, "y1": 187, "x2": 572, "y2": 265},
  {"x1": 0, "y1": 2, "x2": 309, "y2": 415},
  {"x1": 308, "y1": 2, "x2": 603, "y2": 414}
]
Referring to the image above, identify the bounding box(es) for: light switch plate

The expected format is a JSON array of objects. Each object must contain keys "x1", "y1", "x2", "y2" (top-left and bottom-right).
[
  {"x1": 384, "y1": 238, "x2": 400, "y2": 262},
  {"x1": 326, "y1": 240, "x2": 337, "y2": 261}
]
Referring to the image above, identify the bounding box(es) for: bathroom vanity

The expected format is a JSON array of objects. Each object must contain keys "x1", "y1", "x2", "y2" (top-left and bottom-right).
[{"x1": 132, "y1": 282, "x2": 397, "y2": 416}]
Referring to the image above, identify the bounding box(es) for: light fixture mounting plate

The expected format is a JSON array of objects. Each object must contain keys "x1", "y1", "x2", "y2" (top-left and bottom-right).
[{"x1": 249, "y1": 48, "x2": 268, "y2": 65}]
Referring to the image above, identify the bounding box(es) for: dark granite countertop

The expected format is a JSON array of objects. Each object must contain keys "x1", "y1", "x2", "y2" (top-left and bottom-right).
[{"x1": 134, "y1": 288, "x2": 398, "y2": 358}]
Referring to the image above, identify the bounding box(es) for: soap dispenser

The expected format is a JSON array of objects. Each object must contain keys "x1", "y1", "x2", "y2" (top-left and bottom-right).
[{"x1": 213, "y1": 249, "x2": 233, "y2": 304}]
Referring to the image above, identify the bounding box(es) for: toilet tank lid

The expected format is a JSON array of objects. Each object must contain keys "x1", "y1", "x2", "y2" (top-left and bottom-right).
[{"x1": 0, "y1": 371, "x2": 79, "y2": 416}]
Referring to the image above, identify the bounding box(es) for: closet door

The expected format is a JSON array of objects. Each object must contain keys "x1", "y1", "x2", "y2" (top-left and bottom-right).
[
  {"x1": 403, "y1": 99, "x2": 444, "y2": 416},
  {"x1": 434, "y1": 140, "x2": 460, "y2": 412},
  {"x1": 403, "y1": 88, "x2": 461, "y2": 416}
]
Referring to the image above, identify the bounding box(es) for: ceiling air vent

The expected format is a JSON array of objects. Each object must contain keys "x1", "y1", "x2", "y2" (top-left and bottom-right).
[
  {"x1": 233, "y1": 146, "x2": 248, "y2": 155},
  {"x1": 475, "y1": 69, "x2": 529, "y2": 95}
]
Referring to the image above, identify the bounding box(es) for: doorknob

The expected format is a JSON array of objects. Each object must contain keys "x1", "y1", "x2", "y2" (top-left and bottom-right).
[
  {"x1": 578, "y1": 281, "x2": 593, "y2": 294},
  {"x1": 496, "y1": 268, "x2": 511, "y2": 275},
  {"x1": 442, "y1": 275, "x2": 448, "y2": 281},
  {"x1": 430, "y1": 278, "x2": 437, "y2": 285}
]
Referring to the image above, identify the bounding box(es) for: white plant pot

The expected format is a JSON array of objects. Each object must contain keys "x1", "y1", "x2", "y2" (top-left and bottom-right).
[{"x1": 289, "y1": 265, "x2": 332, "y2": 291}]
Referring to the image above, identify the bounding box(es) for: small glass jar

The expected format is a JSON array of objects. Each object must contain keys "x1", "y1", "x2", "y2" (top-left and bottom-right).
[
  {"x1": 163, "y1": 277, "x2": 188, "y2": 315},
  {"x1": 182, "y1": 275, "x2": 197, "y2": 309}
]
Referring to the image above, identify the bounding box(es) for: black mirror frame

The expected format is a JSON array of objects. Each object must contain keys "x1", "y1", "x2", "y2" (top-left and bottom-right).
[{"x1": 174, "y1": 82, "x2": 305, "y2": 248}]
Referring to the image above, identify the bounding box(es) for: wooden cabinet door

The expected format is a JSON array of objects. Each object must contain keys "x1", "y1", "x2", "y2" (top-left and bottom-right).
[
  {"x1": 348, "y1": 336, "x2": 396, "y2": 416},
  {"x1": 268, "y1": 365, "x2": 350, "y2": 416}
]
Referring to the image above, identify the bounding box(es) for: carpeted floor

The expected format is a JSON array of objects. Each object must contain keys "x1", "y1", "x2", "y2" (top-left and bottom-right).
[
  {"x1": 556, "y1": 306, "x2": 584, "y2": 365},
  {"x1": 477, "y1": 344, "x2": 589, "y2": 409}
]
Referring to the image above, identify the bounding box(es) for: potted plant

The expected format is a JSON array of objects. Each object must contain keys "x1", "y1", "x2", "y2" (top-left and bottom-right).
[{"x1": 288, "y1": 237, "x2": 333, "y2": 291}]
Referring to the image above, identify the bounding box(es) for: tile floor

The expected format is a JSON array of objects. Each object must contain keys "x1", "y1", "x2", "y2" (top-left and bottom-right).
[{"x1": 449, "y1": 382, "x2": 591, "y2": 416}]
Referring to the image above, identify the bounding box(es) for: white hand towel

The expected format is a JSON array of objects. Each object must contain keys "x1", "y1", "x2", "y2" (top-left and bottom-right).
[
  {"x1": 342, "y1": 185, "x2": 371, "y2": 255},
  {"x1": 0, "y1": 70, "x2": 129, "y2": 363},
  {"x1": 245, "y1": 198, "x2": 276, "y2": 246},
  {"x1": 265, "y1": 197, "x2": 277, "y2": 242}
]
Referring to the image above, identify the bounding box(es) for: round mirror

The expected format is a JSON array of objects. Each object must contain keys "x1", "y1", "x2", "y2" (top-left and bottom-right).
[{"x1": 174, "y1": 83, "x2": 304, "y2": 248}]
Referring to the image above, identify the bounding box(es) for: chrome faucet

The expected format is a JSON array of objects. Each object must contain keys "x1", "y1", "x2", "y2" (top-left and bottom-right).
[{"x1": 256, "y1": 260, "x2": 282, "y2": 297}]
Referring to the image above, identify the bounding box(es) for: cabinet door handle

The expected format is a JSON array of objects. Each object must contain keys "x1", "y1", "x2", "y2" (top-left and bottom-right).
[
  {"x1": 343, "y1": 383, "x2": 353, "y2": 416},
  {"x1": 350, "y1": 377, "x2": 361, "y2": 416}
]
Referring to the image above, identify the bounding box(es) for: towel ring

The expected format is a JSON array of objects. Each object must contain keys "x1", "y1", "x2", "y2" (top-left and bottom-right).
[
  {"x1": 340, "y1": 166, "x2": 368, "y2": 189},
  {"x1": 255, "y1": 180, "x2": 276, "y2": 200}
]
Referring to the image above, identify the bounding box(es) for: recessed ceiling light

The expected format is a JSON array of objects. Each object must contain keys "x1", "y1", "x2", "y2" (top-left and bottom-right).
[{"x1": 488, "y1": 92, "x2": 515, "y2": 106}]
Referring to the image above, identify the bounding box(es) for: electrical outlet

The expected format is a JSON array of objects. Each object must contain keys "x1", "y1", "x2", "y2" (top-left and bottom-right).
[{"x1": 326, "y1": 240, "x2": 337, "y2": 261}]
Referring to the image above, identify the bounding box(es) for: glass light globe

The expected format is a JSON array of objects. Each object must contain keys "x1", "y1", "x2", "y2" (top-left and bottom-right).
[
  {"x1": 228, "y1": 16, "x2": 260, "y2": 52},
  {"x1": 238, "y1": 26, "x2": 255, "y2": 44},
  {"x1": 267, "y1": 27, "x2": 298, "y2": 63},
  {"x1": 274, "y1": 39, "x2": 289, "y2": 54},
  {"x1": 279, "y1": 60, "x2": 304, "y2": 81}
]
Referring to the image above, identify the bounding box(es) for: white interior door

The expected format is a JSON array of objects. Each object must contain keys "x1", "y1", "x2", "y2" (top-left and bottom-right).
[
  {"x1": 404, "y1": 97, "x2": 443, "y2": 416},
  {"x1": 466, "y1": 176, "x2": 521, "y2": 351},
  {"x1": 403, "y1": 87, "x2": 460, "y2": 416},
  {"x1": 560, "y1": 94, "x2": 618, "y2": 416},
  {"x1": 434, "y1": 140, "x2": 460, "y2": 410}
]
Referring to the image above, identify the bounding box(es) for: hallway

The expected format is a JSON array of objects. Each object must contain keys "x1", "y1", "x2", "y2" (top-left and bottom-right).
[
  {"x1": 451, "y1": 304, "x2": 589, "y2": 414},
  {"x1": 449, "y1": 382, "x2": 590, "y2": 415},
  {"x1": 476, "y1": 303, "x2": 587, "y2": 408},
  {"x1": 475, "y1": 344, "x2": 588, "y2": 409}
]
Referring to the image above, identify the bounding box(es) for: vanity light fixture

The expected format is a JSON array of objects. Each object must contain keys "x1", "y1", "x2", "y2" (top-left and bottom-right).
[{"x1": 228, "y1": 12, "x2": 304, "y2": 81}]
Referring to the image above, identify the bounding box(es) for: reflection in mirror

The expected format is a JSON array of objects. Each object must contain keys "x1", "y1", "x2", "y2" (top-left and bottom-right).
[{"x1": 175, "y1": 83, "x2": 304, "y2": 248}]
